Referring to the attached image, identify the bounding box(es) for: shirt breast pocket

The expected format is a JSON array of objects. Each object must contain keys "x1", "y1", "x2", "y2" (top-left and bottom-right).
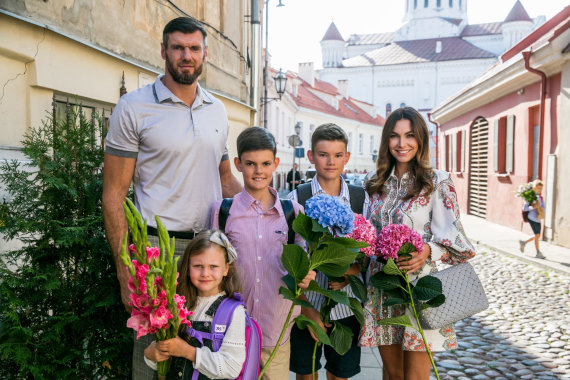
[{"x1": 273, "y1": 221, "x2": 289, "y2": 245}]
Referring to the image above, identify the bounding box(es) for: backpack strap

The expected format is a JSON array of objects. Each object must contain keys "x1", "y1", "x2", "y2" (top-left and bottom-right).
[
  {"x1": 347, "y1": 184, "x2": 365, "y2": 214},
  {"x1": 210, "y1": 293, "x2": 245, "y2": 352},
  {"x1": 280, "y1": 199, "x2": 295, "y2": 245},
  {"x1": 296, "y1": 183, "x2": 313, "y2": 208},
  {"x1": 218, "y1": 198, "x2": 233, "y2": 232}
]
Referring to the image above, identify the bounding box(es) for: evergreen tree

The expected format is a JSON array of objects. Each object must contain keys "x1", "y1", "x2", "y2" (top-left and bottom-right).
[{"x1": 0, "y1": 104, "x2": 132, "y2": 379}]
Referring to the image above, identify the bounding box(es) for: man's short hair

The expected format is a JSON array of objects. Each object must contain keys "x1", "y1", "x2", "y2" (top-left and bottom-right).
[
  {"x1": 311, "y1": 123, "x2": 348, "y2": 151},
  {"x1": 163, "y1": 17, "x2": 208, "y2": 48},
  {"x1": 237, "y1": 127, "x2": 277, "y2": 159}
]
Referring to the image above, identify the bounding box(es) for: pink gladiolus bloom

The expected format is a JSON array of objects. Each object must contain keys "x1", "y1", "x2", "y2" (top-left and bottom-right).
[
  {"x1": 129, "y1": 244, "x2": 137, "y2": 254},
  {"x1": 128, "y1": 276, "x2": 136, "y2": 292},
  {"x1": 376, "y1": 224, "x2": 424, "y2": 261},
  {"x1": 345, "y1": 214, "x2": 377, "y2": 257},
  {"x1": 130, "y1": 293, "x2": 153, "y2": 314},
  {"x1": 150, "y1": 305, "x2": 173, "y2": 329},
  {"x1": 146, "y1": 246, "x2": 160, "y2": 261},
  {"x1": 127, "y1": 309, "x2": 151, "y2": 339}
]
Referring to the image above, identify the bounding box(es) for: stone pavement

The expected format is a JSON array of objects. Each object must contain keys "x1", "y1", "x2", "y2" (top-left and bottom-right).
[{"x1": 288, "y1": 214, "x2": 570, "y2": 379}]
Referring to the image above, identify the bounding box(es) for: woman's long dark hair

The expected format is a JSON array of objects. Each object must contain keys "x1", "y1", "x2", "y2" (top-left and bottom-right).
[
  {"x1": 177, "y1": 230, "x2": 241, "y2": 310},
  {"x1": 366, "y1": 107, "x2": 433, "y2": 200}
]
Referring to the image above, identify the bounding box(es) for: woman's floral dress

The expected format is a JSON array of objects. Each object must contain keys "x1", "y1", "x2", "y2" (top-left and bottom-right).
[{"x1": 359, "y1": 169, "x2": 476, "y2": 352}]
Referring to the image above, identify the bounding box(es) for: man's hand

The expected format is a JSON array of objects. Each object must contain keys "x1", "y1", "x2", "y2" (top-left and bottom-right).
[
  {"x1": 298, "y1": 270, "x2": 316, "y2": 289},
  {"x1": 396, "y1": 243, "x2": 431, "y2": 274}
]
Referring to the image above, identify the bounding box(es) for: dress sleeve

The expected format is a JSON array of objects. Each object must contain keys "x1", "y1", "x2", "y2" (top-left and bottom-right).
[
  {"x1": 427, "y1": 174, "x2": 476, "y2": 265},
  {"x1": 194, "y1": 305, "x2": 246, "y2": 378}
]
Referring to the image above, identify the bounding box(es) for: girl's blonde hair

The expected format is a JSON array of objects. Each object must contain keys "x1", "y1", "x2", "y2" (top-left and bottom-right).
[
  {"x1": 177, "y1": 230, "x2": 241, "y2": 310},
  {"x1": 533, "y1": 179, "x2": 544, "y2": 188}
]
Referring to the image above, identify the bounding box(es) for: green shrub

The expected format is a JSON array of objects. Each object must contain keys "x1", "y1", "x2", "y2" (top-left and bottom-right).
[{"x1": 0, "y1": 105, "x2": 132, "y2": 379}]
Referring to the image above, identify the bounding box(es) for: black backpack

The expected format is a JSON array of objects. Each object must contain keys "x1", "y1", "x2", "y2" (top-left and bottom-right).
[
  {"x1": 296, "y1": 182, "x2": 366, "y2": 214},
  {"x1": 218, "y1": 198, "x2": 296, "y2": 244}
]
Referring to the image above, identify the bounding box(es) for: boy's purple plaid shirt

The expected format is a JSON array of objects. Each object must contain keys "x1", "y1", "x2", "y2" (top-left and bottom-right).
[{"x1": 210, "y1": 187, "x2": 304, "y2": 347}]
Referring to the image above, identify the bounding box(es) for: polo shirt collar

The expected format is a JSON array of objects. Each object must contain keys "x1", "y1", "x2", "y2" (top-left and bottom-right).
[
  {"x1": 236, "y1": 187, "x2": 283, "y2": 216},
  {"x1": 152, "y1": 75, "x2": 213, "y2": 106},
  {"x1": 311, "y1": 176, "x2": 350, "y2": 204}
]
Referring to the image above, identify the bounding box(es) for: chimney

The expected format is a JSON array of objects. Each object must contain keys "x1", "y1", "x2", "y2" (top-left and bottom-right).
[
  {"x1": 298, "y1": 62, "x2": 315, "y2": 87},
  {"x1": 435, "y1": 41, "x2": 442, "y2": 54},
  {"x1": 337, "y1": 79, "x2": 348, "y2": 98}
]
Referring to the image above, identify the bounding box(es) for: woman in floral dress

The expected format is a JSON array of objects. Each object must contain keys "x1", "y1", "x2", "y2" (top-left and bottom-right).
[{"x1": 360, "y1": 107, "x2": 476, "y2": 380}]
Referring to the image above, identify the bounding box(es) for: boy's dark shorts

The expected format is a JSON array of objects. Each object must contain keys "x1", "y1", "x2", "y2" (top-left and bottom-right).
[
  {"x1": 529, "y1": 219, "x2": 542, "y2": 235},
  {"x1": 289, "y1": 315, "x2": 361, "y2": 378}
]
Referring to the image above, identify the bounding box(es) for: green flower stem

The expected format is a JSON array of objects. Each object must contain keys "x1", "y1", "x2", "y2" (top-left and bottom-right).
[
  {"x1": 402, "y1": 272, "x2": 440, "y2": 380},
  {"x1": 312, "y1": 340, "x2": 318, "y2": 380},
  {"x1": 257, "y1": 288, "x2": 300, "y2": 380}
]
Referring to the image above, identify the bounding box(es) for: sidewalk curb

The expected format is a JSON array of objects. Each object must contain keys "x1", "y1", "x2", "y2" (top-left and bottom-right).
[{"x1": 469, "y1": 237, "x2": 570, "y2": 276}]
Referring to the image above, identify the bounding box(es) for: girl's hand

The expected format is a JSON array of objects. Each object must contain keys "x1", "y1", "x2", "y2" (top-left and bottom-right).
[
  {"x1": 397, "y1": 243, "x2": 431, "y2": 274},
  {"x1": 157, "y1": 337, "x2": 196, "y2": 362},
  {"x1": 144, "y1": 341, "x2": 170, "y2": 362}
]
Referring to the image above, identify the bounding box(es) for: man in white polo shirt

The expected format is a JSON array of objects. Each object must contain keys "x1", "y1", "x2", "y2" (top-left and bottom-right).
[{"x1": 102, "y1": 17, "x2": 242, "y2": 379}]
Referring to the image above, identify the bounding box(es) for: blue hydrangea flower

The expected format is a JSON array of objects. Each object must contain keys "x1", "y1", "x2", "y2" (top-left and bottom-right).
[{"x1": 305, "y1": 193, "x2": 354, "y2": 235}]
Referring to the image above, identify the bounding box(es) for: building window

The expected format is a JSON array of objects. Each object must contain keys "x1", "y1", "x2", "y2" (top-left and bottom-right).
[
  {"x1": 358, "y1": 134, "x2": 363, "y2": 155},
  {"x1": 424, "y1": 0, "x2": 429, "y2": 7},
  {"x1": 493, "y1": 115, "x2": 515, "y2": 174},
  {"x1": 54, "y1": 97, "x2": 111, "y2": 147},
  {"x1": 386, "y1": 103, "x2": 392, "y2": 117},
  {"x1": 348, "y1": 132, "x2": 353, "y2": 153},
  {"x1": 456, "y1": 130, "x2": 465, "y2": 172},
  {"x1": 414, "y1": 0, "x2": 418, "y2": 9},
  {"x1": 449, "y1": 0, "x2": 453, "y2": 7},
  {"x1": 369, "y1": 135, "x2": 375, "y2": 154},
  {"x1": 400, "y1": 102, "x2": 406, "y2": 108},
  {"x1": 437, "y1": 0, "x2": 441, "y2": 7}
]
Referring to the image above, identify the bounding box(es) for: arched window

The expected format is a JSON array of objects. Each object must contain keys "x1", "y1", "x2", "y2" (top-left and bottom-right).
[
  {"x1": 400, "y1": 102, "x2": 406, "y2": 108},
  {"x1": 414, "y1": 0, "x2": 418, "y2": 9},
  {"x1": 424, "y1": 0, "x2": 428, "y2": 7},
  {"x1": 449, "y1": 0, "x2": 453, "y2": 7},
  {"x1": 459, "y1": 0, "x2": 462, "y2": 9},
  {"x1": 437, "y1": 0, "x2": 441, "y2": 8},
  {"x1": 386, "y1": 103, "x2": 392, "y2": 116}
]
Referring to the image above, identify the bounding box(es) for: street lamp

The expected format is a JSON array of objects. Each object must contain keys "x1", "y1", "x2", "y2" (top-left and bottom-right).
[
  {"x1": 261, "y1": 68, "x2": 287, "y2": 106},
  {"x1": 262, "y1": 0, "x2": 286, "y2": 128}
]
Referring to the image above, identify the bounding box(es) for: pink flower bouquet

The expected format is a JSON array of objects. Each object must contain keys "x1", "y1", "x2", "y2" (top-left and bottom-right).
[
  {"x1": 120, "y1": 199, "x2": 192, "y2": 379},
  {"x1": 344, "y1": 214, "x2": 377, "y2": 257},
  {"x1": 375, "y1": 223, "x2": 423, "y2": 261}
]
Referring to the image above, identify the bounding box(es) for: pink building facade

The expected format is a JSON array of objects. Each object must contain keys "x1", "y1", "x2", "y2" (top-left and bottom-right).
[{"x1": 431, "y1": 6, "x2": 570, "y2": 247}]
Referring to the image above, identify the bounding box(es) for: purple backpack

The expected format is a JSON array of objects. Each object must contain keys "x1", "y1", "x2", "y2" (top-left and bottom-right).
[{"x1": 186, "y1": 293, "x2": 262, "y2": 380}]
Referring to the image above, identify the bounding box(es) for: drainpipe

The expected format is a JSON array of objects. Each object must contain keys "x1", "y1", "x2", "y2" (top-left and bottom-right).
[
  {"x1": 427, "y1": 112, "x2": 439, "y2": 170},
  {"x1": 522, "y1": 50, "x2": 547, "y2": 179}
]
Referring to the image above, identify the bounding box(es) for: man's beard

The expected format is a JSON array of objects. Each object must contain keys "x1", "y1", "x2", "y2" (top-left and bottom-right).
[{"x1": 166, "y1": 54, "x2": 203, "y2": 85}]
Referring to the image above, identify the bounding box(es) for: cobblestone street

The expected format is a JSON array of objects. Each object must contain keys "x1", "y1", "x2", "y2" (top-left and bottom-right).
[{"x1": 431, "y1": 247, "x2": 570, "y2": 379}]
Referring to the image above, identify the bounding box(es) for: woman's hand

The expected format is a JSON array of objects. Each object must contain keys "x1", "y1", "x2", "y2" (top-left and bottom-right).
[
  {"x1": 396, "y1": 243, "x2": 431, "y2": 274},
  {"x1": 144, "y1": 341, "x2": 170, "y2": 363}
]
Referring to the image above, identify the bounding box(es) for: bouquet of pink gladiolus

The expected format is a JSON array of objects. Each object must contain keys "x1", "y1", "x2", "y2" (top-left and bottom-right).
[{"x1": 120, "y1": 199, "x2": 192, "y2": 379}]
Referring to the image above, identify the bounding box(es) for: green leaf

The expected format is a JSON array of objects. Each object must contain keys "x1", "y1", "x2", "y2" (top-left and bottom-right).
[
  {"x1": 383, "y1": 297, "x2": 409, "y2": 307},
  {"x1": 329, "y1": 321, "x2": 353, "y2": 355},
  {"x1": 306, "y1": 281, "x2": 350, "y2": 306},
  {"x1": 382, "y1": 259, "x2": 402, "y2": 276},
  {"x1": 399, "y1": 242, "x2": 418, "y2": 255},
  {"x1": 323, "y1": 236, "x2": 369, "y2": 249},
  {"x1": 293, "y1": 212, "x2": 320, "y2": 242},
  {"x1": 425, "y1": 294, "x2": 446, "y2": 308},
  {"x1": 294, "y1": 315, "x2": 332, "y2": 345},
  {"x1": 278, "y1": 286, "x2": 314, "y2": 308},
  {"x1": 311, "y1": 219, "x2": 330, "y2": 233},
  {"x1": 282, "y1": 274, "x2": 296, "y2": 292},
  {"x1": 413, "y1": 275, "x2": 443, "y2": 301},
  {"x1": 348, "y1": 297, "x2": 365, "y2": 325},
  {"x1": 370, "y1": 272, "x2": 402, "y2": 290},
  {"x1": 311, "y1": 244, "x2": 358, "y2": 277},
  {"x1": 377, "y1": 315, "x2": 413, "y2": 328},
  {"x1": 320, "y1": 299, "x2": 338, "y2": 325},
  {"x1": 347, "y1": 275, "x2": 367, "y2": 303},
  {"x1": 281, "y1": 244, "x2": 310, "y2": 283}
]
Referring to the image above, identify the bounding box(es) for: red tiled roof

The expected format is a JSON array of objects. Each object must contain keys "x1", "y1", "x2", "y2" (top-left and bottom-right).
[
  {"x1": 347, "y1": 32, "x2": 394, "y2": 46},
  {"x1": 321, "y1": 22, "x2": 344, "y2": 42},
  {"x1": 461, "y1": 22, "x2": 503, "y2": 36},
  {"x1": 343, "y1": 37, "x2": 496, "y2": 67},
  {"x1": 504, "y1": 0, "x2": 532, "y2": 23},
  {"x1": 312, "y1": 78, "x2": 339, "y2": 95}
]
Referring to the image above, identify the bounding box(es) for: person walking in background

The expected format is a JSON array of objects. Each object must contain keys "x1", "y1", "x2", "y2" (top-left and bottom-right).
[
  {"x1": 287, "y1": 163, "x2": 302, "y2": 191},
  {"x1": 361, "y1": 107, "x2": 476, "y2": 380},
  {"x1": 102, "y1": 16, "x2": 242, "y2": 380},
  {"x1": 519, "y1": 179, "x2": 546, "y2": 259}
]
